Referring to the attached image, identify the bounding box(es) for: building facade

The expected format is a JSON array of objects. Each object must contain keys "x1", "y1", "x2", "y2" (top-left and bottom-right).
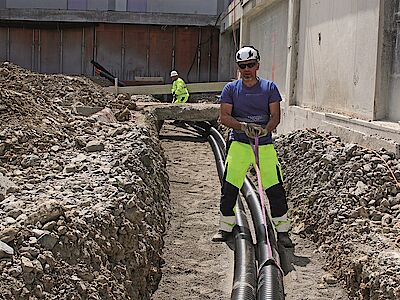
[
  {"x1": 219, "y1": 0, "x2": 400, "y2": 155},
  {"x1": 0, "y1": 0, "x2": 229, "y2": 83}
]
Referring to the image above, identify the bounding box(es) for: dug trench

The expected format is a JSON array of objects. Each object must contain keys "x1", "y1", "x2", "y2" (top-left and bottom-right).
[{"x1": 1, "y1": 63, "x2": 399, "y2": 299}]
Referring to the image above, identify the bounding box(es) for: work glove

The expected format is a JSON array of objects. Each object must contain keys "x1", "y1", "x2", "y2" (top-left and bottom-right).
[{"x1": 240, "y1": 122, "x2": 268, "y2": 139}]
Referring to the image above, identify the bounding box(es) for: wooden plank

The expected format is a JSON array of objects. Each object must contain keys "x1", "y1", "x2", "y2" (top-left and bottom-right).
[{"x1": 104, "y1": 81, "x2": 230, "y2": 94}]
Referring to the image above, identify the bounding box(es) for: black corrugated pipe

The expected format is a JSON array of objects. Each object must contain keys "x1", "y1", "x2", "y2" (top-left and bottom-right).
[
  {"x1": 208, "y1": 135, "x2": 257, "y2": 300},
  {"x1": 241, "y1": 180, "x2": 284, "y2": 300},
  {"x1": 208, "y1": 126, "x2": 285, "y2": 300}
]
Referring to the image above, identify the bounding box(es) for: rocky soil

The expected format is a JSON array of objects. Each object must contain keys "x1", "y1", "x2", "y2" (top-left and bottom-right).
[
  {"x1": 275, "y1": 130, "x2": 400, "y2": 299},
  {"x1": 0, "y1": 62, "x2": 169, "y2": 299}
]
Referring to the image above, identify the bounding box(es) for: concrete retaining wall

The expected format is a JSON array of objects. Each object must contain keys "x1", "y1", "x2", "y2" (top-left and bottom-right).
[{"x1": 219, "y1": 0, "x2": 399, "y2": 155}]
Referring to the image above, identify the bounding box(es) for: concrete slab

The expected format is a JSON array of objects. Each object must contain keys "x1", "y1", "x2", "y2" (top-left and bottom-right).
[
  {"x1": 0, "y1": 9, "x2": 218, "y2": 26},
  {"x1": 139, "y1": 102, "x2": 219, "y2": 121}
]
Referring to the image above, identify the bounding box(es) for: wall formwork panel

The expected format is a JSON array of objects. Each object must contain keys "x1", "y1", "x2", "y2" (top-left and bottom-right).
[
  {"x1": 123, "y1": 25, "x2": 149, "y2": 79},
  {"x1": 0, "y1": 28, "x2": 7, "y2": 60},
  {"x1": 175, "y1": 27, "x2": 200, "y2": 83},
  {"x1": 95, "y1": 24, "x2": 123, "y2": 78},
  {"x1": 9, "y1": 28, "x2": 33, "y2": 70},
  {"x1": 0, "y1": 23, "x2": 219, "y2": 83},
  {"x1": 62, "y1": 28, "x2": 84, "y2": 74},
  {"x1": 148, "y1": 26, "x2": 174, "y2": 81},
  {"x1": 40, "y1": 30, "x2": 61, "y2": 74}
]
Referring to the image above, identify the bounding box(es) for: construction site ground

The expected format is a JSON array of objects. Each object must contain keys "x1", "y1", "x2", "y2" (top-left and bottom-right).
[
  {"x1": 1, "y1": 63, "x2": 399, "y2": 300},
  {"x1": 152, "y1": 122, "x2": 349, "y2": 300}
]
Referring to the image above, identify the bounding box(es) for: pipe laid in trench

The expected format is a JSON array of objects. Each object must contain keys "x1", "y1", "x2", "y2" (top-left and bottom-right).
[
  {"x1": 208, "y1": 126, "x2": 285, "y2": 300},
  {"x1": 208, "y1": 135, "x2": 257, "y2": 300},
  {"x1": 185, "y1": 122, "x2": 285, "y2": 299}
]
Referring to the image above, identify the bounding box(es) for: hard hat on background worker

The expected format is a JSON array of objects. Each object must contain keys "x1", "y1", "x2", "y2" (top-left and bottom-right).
[
  {"x1": 170, "y1": 70, "x2": 178, "y2": 77},
  {"x1": 235, "y1": 46, "x2": 260, "y2": 63}
]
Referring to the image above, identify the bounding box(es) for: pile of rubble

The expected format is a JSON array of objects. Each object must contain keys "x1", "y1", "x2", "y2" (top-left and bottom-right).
[
  {"x1": 275, "y1": 130, "x2": 400, "y2": 299},
  {"x1": 0, "y1": 63, "x2": 170, "y2": 299}
]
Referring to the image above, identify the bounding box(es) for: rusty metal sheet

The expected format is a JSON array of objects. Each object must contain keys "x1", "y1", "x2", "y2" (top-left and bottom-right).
[
  {"x1": 175, "y1": 26, "x2": 200, "y2": 83},
  {"x1": 62, "y1": 28, "x2": 83, "y2": 74},
  {"x1": 210, "y1": 28, "x2": 219, "y2": 82},
  {"x1": 0, "y1": 28, "x2": 7, "y2": 62},
  {"x1": 124, "y1": 25, "x2": 148, "y2": 79},
  {"x1": 83, "y1": 26, "x2": 94, "y2": 75},
  {"x1": 95, "y1": 24, "x2": 122, "y2": 78},
  {"x1": 199, "y1": 27, "x2": 212, "y2": 82},
  {"x1": 148, "y1": 25, "x2": 173, "y2": 81},
  {"x1": 3, "y1": 23, "x2": 219, "y2": 82},
  {"x1": 40, "y1": 29, "x2": 61, "y2": 74},
  {"x1": 9, "y1": 28, "x2": 33, "y2": 70}
]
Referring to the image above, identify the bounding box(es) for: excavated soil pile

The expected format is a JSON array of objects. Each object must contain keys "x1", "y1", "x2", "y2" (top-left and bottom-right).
[
  {"x1": 0, "y1": 63, "x2": 169, "y2": 299},
  {"x1": 275, "y1": 130, "x2": 400, "y2": 299}
]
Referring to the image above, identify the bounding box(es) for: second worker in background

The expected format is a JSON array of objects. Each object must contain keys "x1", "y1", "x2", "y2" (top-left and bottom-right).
[{"x1": 170, "y1": 70, "x2": 189, "y2": 104}]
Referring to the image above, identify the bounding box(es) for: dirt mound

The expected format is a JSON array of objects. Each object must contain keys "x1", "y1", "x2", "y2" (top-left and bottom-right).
[
  {"x1": 0, "y1": 64, "x2": 170, "y2": 299},
  {"x1": 275, "y1": 129, "x2": 400, "y2": 299}
]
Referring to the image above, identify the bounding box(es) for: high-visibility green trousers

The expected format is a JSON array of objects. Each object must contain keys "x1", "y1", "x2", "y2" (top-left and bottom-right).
[
  {"x1": 219, "y1": 141, "x2": 290, "y2": 233},
  {"x1": 174, "y1": 94, "x2": 189, "y2": 104}
]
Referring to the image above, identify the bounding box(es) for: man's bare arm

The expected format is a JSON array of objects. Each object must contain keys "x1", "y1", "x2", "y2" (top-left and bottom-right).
[
  {"x1": 265, "y1": 101, "x2": 281, "y2": 133},
  {"x1": 219, "y1": 103, "x2": 243, "y2": 130}
]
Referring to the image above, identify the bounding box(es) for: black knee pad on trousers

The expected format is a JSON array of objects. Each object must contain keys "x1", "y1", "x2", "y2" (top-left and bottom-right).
[
  {"x1": 220, "y1": 180, "x2": 238, "y2": 216},
  {"x1": 266, "y1": 183, "x2": 288, "y2": 218}
]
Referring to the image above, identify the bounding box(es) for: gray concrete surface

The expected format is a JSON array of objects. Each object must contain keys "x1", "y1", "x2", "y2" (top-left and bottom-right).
[
  {"x1": 0, "y1": 9, "x2": 218, "y2": 26},
  {"x1": 219, "y1": 0, "x2": 399, "y2": 157}
]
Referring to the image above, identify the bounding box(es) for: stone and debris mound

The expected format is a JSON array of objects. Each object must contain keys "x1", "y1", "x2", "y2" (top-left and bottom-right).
[
  {"x1": 275, "y1": 129, "x2": 400, "y2": 300},
  {"x1": 0, "y1": 63, "x2": 169, "y2": 299}
]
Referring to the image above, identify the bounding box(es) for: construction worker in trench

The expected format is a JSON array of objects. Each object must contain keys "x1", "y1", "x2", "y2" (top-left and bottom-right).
[
  {"x1": 170, "y1": 70, "x2": 189, "y2": 104},
  {"x1": 212, "y1": 46, "x2": 293, "y2": 248}
]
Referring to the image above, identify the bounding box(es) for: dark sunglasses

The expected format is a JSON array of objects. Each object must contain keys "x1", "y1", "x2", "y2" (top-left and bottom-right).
[{"x1": 238, "y1": 62, "x2": 257, "y2": 69}]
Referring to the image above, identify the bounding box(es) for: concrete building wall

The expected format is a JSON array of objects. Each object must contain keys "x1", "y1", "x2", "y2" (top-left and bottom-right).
[
  {"x1": 389, "y1": 1, "x2": 400, "y2": 121},
  {"x1": 219, "y1": 0, "x2": 399, "y2": 156},
  {"x1": 115, "y1": 0, "x2": 127, "y2": 12},
  {"x1": 6, "y1": 0, "x2": 68, "y2": 9},
  {"x1": 127, "y1": 0, "x2": 146, "y2": 12},
  {"x1": 147, "y1": 0, "x2": 218, "y2": 15},
  {"x1": 248, "y1": 0, "x2": 288, "y2": 96},
  {"x1": 87, "y1": 0, "x2": 108, "y2": 11},
  {"x1": 297, "y1": 0, "x2": 380, "y2": 120},
  {"x1": 2, "y1": 0, "x2": 220, "y2": 15},
  {"x1": 67, "y1": 0, "x2": 87, "y2": 10}
]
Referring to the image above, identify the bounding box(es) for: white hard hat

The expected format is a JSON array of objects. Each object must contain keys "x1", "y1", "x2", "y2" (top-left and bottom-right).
[
  {"x1": 236, "y1": 46, "x2": 260, "y2": 63},
  {"x1": 170, "y1": 70, "x2": 178, "y2": 77}
]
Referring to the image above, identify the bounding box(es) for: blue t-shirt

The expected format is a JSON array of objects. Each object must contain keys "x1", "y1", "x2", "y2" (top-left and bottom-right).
[{"x1": 220, "y1": 78, "x2": 282, "y2": 145}]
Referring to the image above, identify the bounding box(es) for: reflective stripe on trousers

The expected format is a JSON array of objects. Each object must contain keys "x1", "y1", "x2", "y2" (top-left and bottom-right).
[
  {"x1": 273, "y1": 213, "x2": 290, "y2": 232},
  {"x1": 220, "y1": 214, "x2": 236, "y2": 232},
  {"x1": 218, "y1": 141, "x2": 290, "y2": 232}
]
